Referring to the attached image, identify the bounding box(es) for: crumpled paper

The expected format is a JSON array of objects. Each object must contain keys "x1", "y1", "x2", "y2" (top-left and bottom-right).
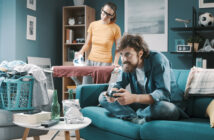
[{"x1": 62, "y1": 99, "x2": 84, "y2": 124}]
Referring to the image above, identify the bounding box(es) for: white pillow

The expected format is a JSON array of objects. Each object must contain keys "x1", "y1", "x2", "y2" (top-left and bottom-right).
[{"x1": 185, "y1": 67, "x2": 214, "y2": 98}]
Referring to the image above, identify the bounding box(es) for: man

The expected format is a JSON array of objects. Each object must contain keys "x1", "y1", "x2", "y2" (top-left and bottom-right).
[{"x1": 99, "y1": 34, "x2": 188, "y2": 124}]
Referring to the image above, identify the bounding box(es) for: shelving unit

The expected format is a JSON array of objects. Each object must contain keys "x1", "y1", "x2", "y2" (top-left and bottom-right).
[
  {"x1": 170, "y1": 7, "x2": 214, "y2": 68},
  {"x1": 62, "y1": 5, "x2": 95, "y2": 100}
]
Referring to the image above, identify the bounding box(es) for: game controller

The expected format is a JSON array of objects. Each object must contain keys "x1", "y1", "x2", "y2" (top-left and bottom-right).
[{"x1": 107, "y1": 90, "x2": 120, "y2": 98}]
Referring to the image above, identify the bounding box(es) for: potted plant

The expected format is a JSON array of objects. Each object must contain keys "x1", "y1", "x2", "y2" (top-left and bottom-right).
[{"x1": 187, "y1": 35, "x2": 204, "y2": 52}]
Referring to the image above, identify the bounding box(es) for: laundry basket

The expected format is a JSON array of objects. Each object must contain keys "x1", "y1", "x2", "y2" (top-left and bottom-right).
[{"x1": 0, "y1": 76, "x2": 34, "y2": 110}]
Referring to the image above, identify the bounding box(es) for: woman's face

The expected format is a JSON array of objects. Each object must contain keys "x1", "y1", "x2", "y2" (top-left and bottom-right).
[{"x1": 101, "y1": 5, "x2": 114, "y2": 23}]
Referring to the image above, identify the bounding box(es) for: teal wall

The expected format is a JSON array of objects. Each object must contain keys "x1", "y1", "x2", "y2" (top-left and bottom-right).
[
  {"x1": 85, "y1": 0, "x2": 214, "y2": 69},
  {"x1": 1, "y1": 0, "x2": 214, "y2": 68},
  {"x1": 0, "y1": 0, "x2": 64, "y2": 66},
  {"x1": 85, "y1": 0, "x2": 195, "y2": 69},
  {"x1": 0, "y1": 0, "x2": 16, "y2": 61},
  {"x1": 15, "y1": 0, "x2": 63, "y2": 65}
]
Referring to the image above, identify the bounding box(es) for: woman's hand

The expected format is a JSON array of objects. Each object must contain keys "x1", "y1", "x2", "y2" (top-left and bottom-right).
[
  {"x1": 112, "y1": 63, "x2": 120, "y2": 68},
  {"x1": 75, "y1": 51, "x2": 83, "y2": 58}
]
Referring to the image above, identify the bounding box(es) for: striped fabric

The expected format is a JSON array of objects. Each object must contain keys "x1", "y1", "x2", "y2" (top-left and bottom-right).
[{"x1": 185, "y1": 67, "x2": 214, "y2": 97}]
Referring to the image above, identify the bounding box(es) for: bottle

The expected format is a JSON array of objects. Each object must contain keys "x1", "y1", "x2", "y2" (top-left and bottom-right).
[
  {"x1": 51, "y1": 90, "x2": 60, "y2": 120},
  {"x1": 68, "y1": 89, "x2": 74, "y2": 99}
]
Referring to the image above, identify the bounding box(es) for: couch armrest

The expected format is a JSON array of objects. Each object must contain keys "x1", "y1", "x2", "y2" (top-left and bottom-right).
[{"x1": 76, "y1": 84, "x2": 108, "y2": 108}]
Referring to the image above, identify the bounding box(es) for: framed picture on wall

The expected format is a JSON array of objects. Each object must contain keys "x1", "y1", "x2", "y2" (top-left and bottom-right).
[
  {"x1": 199, "y1": 0, "x2": 214, "y2": 8},
  {"x1": 26, "y1": 15, "x2": 36, "y2": 41},
  {"x1": 125, "y1": 0, "x2": 168, "y2": 52},
  {"x1": 27, "y1": 0, "x2": 36, "y2": 11}
]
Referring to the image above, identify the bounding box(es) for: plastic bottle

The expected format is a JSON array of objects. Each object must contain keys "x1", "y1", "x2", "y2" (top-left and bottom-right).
[{"x1": 51, "y1": 90, "x2": 60, "y2": 120}]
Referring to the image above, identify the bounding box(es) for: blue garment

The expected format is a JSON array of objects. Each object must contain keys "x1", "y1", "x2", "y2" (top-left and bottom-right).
[{"x1": 99, "y1": 51, "x2": 188, "y2": 121}]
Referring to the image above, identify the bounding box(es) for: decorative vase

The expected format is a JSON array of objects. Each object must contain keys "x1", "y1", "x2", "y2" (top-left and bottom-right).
[
  {"x1": 73, "y1": 0, "x2": 84, "y2": 6},
  {"x1": 188, "y1": 42, "x2": 199, "y2": 52}
]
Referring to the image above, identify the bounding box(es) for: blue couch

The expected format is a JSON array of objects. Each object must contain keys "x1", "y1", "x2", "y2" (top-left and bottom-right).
[{"x1": 76, "y1": 69, "x2": 214, "y2": 140}]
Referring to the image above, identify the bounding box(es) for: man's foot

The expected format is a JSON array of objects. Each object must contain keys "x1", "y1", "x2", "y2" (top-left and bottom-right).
[{"x1": 131, "y1": 117, "x2": 146, "y2": 125}]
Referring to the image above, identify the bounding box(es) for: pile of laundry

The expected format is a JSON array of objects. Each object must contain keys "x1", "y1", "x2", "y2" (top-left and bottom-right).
[{"x1": 0, "y1": 60, "x2": 50, "y2": 109}]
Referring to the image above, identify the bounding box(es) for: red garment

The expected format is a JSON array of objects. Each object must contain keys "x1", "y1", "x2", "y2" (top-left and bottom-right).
[{"x1": 53, "y1": 66, "x2": 114, "y2": 84}]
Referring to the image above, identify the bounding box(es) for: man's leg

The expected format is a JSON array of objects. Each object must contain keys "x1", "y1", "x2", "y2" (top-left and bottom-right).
[
  {"x1": 98, "y1": 92, "x2": 137, "y2": 119},
  {"x1": 136, "y1": 101, "x2": 180, "y2": 121}
]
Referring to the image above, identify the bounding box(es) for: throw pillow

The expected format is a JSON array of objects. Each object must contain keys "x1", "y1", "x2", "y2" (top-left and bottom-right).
[
  {"x1": 206, "y1": 99, "x2": 214, "y2": 128},
  {"x1": 185, "y1": 67, "x2": 214, "y2": 98}
]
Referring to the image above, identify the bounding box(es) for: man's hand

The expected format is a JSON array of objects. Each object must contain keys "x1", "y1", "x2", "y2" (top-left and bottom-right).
[
  {"x1": 104, "y1": 88, "x2": 118, "y2": 103},
  {"x1": 113, "y1": 88, "x2": 136, "y2": 105}
]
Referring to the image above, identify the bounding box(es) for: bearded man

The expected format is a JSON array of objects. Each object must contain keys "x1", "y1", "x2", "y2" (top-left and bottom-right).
[{"x1": 98, "y1": 34, "x2": 188, "y2": 124}]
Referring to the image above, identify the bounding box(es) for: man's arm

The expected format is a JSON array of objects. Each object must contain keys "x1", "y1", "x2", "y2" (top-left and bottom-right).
[
  {"x1": 113, "y1": 88, "x2": 154, "y2": 105},
  {"x1": 149, "y1": 59, "x2": 171, "y2": 102},
  {"x1": 113, "y1": 72, "x2": 130, "y2": 90}
]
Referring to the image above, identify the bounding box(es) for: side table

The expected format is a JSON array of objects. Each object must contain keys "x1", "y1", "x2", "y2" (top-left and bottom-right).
[{"x1": 13, "y1": 117, "x2": 91, "y2": 140}]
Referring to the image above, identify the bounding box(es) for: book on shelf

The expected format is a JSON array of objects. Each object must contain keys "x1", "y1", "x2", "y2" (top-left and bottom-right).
[
  {"x1": 13, "y1": 111, "x2": 51, "y2": 125},
  {"x1": 67, "y1": 48, "x2": 75, "y2": 61},
  {"x1": 66, "y1": 29, "x2": 73, "y2": 44}
]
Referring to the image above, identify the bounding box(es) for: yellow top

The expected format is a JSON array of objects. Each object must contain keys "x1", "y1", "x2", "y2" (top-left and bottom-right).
[{"x1": 87, "y1": 20, "x2": 121, "y2": 63}]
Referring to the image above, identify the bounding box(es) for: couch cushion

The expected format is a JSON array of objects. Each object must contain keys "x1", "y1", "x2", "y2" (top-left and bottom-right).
[
  {"x1": 173, "y1": 69, "x2": 189, "y2": 92},
  {"x1": 140, "y1": 118, "x2": 213, "y2": 140},
  {"x1": 81, "y1": 106, "x2": 141, "y2": 139},
  {"x1": 189, "y1": 97, "x2": 214, "y2": 118}
]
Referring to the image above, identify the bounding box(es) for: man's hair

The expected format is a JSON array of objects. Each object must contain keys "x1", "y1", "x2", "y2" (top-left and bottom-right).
[
  {"x1": 103, "y1": 2, "x2": 117, "y2": 23},
  {"x1": 118, "y1": 34, "x2": 150, "y2": 58}
]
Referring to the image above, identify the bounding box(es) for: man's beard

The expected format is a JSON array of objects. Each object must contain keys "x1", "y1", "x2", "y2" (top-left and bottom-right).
[{"x1": 122, "y1": 61, "x2": 138, "y2": 73}]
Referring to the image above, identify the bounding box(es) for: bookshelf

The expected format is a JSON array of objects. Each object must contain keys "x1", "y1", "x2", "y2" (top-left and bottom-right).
[
  {"x1": 170, "y1": 7, "x2": 214, "y2": 68},
  {"x1": 62, "y1": 5, "x2": 95, "y2": 99}
]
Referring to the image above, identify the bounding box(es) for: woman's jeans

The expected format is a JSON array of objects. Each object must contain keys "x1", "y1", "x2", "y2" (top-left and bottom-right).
[{"x1": 99, "y1": 92, "x2": 183, "y2": 121}]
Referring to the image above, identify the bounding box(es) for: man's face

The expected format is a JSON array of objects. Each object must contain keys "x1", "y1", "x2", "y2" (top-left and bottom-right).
[{"x1": 120, "y1": 47, "x2": 142, "y2": 73}]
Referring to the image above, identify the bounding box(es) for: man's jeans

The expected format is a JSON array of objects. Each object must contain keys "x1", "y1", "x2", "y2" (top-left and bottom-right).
[{"x1": 99, "y1": 92, "x2": 184, "y2": 121}]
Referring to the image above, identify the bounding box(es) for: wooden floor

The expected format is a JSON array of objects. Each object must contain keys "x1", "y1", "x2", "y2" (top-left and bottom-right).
[{"x1": 13, "y1": 130, "x2": 84, "y2": 140}]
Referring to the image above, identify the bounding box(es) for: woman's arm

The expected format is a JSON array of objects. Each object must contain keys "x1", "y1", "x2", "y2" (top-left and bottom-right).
[
  {"x1": 113, "y1": 39, "x2": 120, "y2": 66},
  {"x1": 79, "y1": 33, "x2": 92, "y2": 55}
]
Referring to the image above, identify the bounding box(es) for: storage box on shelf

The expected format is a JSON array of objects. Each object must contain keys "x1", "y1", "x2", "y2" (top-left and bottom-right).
[{"x1": 62, "y1": 5, "x2": 95, "y2": 100}]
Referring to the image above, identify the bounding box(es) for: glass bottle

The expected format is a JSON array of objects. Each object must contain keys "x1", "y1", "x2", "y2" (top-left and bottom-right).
[
  {"x1": 68, "y1": 89, "x2": 74, "y2": 99},
  {"x1": 51, "y1": 90, "x2": 60, "y2": 120}
]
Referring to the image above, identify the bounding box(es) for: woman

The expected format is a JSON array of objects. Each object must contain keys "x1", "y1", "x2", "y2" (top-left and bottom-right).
[{"x1": 78, "y1": 2, "x2": 121, "y2": 84}]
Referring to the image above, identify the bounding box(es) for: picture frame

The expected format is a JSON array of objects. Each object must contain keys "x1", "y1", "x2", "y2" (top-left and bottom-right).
[
  {"x1": 125, "y1": 0, "x2": 168, "y2": 52},
  {"x1": 27, "y1": 0, "x2": 36, "y2": 11},
  {"x1": 199, "y1": 0, "x2": 214, "y2": 8},
  {"x1": 26, "y1": 15, "x2": 36, "y2": 41}
]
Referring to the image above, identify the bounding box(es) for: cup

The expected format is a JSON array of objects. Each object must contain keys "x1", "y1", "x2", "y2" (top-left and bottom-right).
[{"x1": 196, "y1": 58, "x2": 202, "y2": 68}]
